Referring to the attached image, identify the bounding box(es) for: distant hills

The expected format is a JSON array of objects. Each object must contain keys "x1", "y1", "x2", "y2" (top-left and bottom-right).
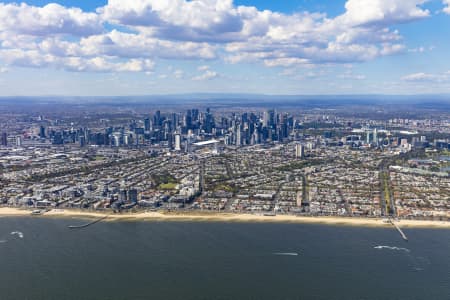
[{"x1": 1, "y1": 93, "x2": 450, "y2": 109}]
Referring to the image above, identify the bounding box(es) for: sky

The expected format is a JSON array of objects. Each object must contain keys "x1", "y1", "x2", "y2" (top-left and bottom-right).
[{"x1": 0, "y1": 0, "x2": 449, "y2": 96}]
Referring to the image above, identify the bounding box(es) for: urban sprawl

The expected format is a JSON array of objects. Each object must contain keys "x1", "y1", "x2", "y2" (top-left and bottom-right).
[{"x1": 1, "y1": 104, "x2": 450, "y2": 221}]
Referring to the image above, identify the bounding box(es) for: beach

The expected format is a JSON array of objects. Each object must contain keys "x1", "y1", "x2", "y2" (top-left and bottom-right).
[{"x1": 1, "y1": 207, "x2": 449, "y2": 228}]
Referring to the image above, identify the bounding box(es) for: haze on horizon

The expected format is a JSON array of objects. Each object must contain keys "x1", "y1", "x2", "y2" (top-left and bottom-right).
[{"x1": 0, "y1": 0, "x2": 449, "y2": 96}]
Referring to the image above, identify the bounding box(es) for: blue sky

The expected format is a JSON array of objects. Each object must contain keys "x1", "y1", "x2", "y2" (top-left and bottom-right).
[{"x1": 0, "y1": 0, "x2": 449, "y2": 96}]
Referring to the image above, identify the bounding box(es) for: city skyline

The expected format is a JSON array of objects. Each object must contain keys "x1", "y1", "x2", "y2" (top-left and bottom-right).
[{"x1": 0, "y1": 0, "x2": 449, "y2": 96}]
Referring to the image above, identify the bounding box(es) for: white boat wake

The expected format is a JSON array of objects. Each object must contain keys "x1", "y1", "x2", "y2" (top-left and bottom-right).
[
  {"x1": 273, "y1": 252, "x2": 299, "y2": 256},
  {"x1": 374, "y1": 245, "x2": 410, "y2": 252},
  {"x1": 0, "y1": 240, "x2": 6, "y2": 243},
  {"x1": 10, "y1": 231, "x2": 24, "y2": 239}
]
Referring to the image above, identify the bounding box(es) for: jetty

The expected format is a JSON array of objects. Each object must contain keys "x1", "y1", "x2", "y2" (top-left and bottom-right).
[
  {"x1": 68, "y1": 216, "x2": 108, "y2": 229},
  {"x1": 389, "y1": 218, "x2": 408, "y2": 241}
]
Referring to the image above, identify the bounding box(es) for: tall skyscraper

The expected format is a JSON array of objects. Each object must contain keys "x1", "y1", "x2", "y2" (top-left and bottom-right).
[
  {"x1": 174, "y1": 134, "x2": 181, "y2": 151},
  {"x1": 1, "y1": 132, "x2": 7, "y2": 146},
  {"x1": 16, "y1": 136, "x2": 22, "y2": 147},
  {"x1": 295, "y1": 143, "x2": 305, "y2": 159},
  {"x1": 39, "y1": 126, "x2": 46, "y2": 138},
  {"x1": 144, "y1": 117, "x2": 151, "y2": 132},
  {"x1": 373, "y1": 128, "x2": 378, "y2": 145}
]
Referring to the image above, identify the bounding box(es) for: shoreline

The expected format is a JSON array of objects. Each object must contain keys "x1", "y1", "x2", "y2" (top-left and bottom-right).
[{"x1": 1, "y1": 207, "x2": 449, "y2": 229}]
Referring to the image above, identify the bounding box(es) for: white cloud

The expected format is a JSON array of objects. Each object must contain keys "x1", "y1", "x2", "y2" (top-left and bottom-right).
[
  {"x1": 198, "y1": 65, "x2": 210, "y2": 71},
  {"x1": 192, "y1": 70, "x2": 219, "y2": 81},
  {"x1": 0, "y1": 67, "x2": 7, "y2": 73},
  {"x1": 338, "y1": 70, "x2": 366, "y2": 80},
  {"x1": 0, "y1": 3, "x2": 102, "y2": 36},
  {"x1": 444, "y1": 0, "x2": 450, "y2": 14},
  {"x1": 401, "y1": 72, "x2": 449, "y2": 82},
  {"x1": 338, "y1": 0, "x2": 430, "y2": 27},
  {"x1": 173, "y1": 69, "x2": 184, "y2": 79},
  {"x1": 98, "y1": 0, "x2": 243, "y2": 42},
  {"x1": 0, "y1": 0, "x2": 437, "y2": 73},
  {"x1": 0, "y1": 48, "x2": 154, "y2": 73},
  {"x1": 97, "y1": 0, "x2": 425, "y2": 67},
  {"x1": 77, "y1": 30, "x2": 217, "y2": 60}
]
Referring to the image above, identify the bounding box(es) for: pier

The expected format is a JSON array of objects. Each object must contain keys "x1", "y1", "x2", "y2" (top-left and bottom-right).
[
  {"x1": 389, "y1": 219, "x2": 408, "y2": 241},
  {"x1": 68, "y1": 216, "x2": 108, "y2": 229}
]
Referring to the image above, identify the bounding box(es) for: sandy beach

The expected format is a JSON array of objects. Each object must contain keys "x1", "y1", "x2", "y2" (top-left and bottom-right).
[{"x1": 1, "y1": 207, "x2": 449, "y2": 228}]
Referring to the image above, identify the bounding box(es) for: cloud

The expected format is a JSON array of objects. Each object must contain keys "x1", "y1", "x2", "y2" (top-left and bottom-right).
[
  {"x1": 98, "y1": 0, "x2": 244, "y2": 43},
  {"x1": 198, "y1": 65, "x2": 210, "y2": 71},
  {"x1": 0, "y1": 0, "x2": 437, "y2": 73},
  {"x1": 338, "y1": 0, "x2": 430, "y2": 27},
  {"x1": 173, "y1": 69, "x2": 184, "y2": 79},
  {"x1": 192, "y1": 70, "x2": 219, "y2": 80},
  {"x1": 0, "y1": 48, "x2": 154, "y2": 73},
  {"x1": 401, "y1": 71, "x2": 449, "y2": 82},
  {"x1": 444, "y1": 0, "x2": 450, "y2": 14},
  {"x1": 338, "y1": 70, "x2": 366, "y2": 80},
  {"x1": 0, "y1": 3, "x2": 102, "y2": 36},
  {"x1": 34, "y1": 30, "x2": 217, "y2": 60}
]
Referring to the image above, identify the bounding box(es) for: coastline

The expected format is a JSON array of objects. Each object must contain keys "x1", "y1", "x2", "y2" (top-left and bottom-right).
[{"x1": 0, "y1": 207, "x2": 449, "y2": 229}]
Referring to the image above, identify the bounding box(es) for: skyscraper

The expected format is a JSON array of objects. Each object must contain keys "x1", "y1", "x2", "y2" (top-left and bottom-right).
[
  {"x1": 373, "y1": 128, "x2": 378, "y2": 145},
  {"x1": 295, "y1": 143, "x2": 305, "y2": 159},
  {"x1": 175, "y1": 134, "x2": 181, "y2": 151},
  {"x1": 16, "y1": 136, "x2": 22, "y2": 147},
  {"x1": 39, "y1": 126, "x2": 46, "y2": 138},
  {"x1": 1, "y1": 132, "x2": 7, "y2": 146}
]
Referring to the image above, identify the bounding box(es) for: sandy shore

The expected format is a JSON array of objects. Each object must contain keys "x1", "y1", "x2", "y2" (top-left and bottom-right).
[{"x1": 0, "y1": 207, "x2": 449, "y2": 228}]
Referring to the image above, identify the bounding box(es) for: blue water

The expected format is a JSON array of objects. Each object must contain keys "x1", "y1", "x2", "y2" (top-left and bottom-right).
[{"x1": 0, "y1": 217, "x2": 449, "y2": 300}]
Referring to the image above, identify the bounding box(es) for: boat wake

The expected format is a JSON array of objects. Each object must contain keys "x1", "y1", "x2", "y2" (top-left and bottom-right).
[
  {"x1": 10, "y1": 231, "x2": 24, "y2": 239},
  {"x1": 0, "y1": 240, "x2": 6, "y2": 243},
  {"x1": 374, "y1": 245, "x2": 410, "y2": 252},
  {"x1": 273, "y1": 252, "x2": 299, "y2": 256}
]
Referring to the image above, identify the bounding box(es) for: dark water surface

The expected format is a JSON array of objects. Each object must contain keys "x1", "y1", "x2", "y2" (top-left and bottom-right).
[{"x1": 0, "y1": 217, "x2": 449, "y2": 300}]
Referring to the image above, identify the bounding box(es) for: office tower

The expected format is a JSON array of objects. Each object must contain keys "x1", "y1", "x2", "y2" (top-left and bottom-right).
[
  {"x1": 52, "y1": 132, "x2": 64, "y2": 145},
  {"x1": 262, "y1": 111, "x2": 269, "y2": 127},
  {"x1": 235, "y1": 124, "x2": 242, "y2": 146},
  {"x1": 128, "y1": 189, "x2": 138, "y2": 203},
  {"x1": 175, "y1": 134, "x2": 181, "y2": 151},
  {"x1": 144, "y1": 117, "x2": 151, "y2": 132},
  {"x1": 1, "y1": 132, "x2": 7, "y2": 146},
  {"x1": 373, "y1": 128, "x2": 378, "y2": 145},
  {"x1": 119, "y1": 189, "x2": 127, "y2": 202},
  {"x1": 39, "y1": 126, "x2": 46, "y2": 138},
  {"x1": 295, "y1": 143, "x2": 305, "y2": 159},
  {"x1": 79, "y1": 136, "x2": 86, "y2": 147},
  {"x1": 185, "y1": 110, "x2": 192, "y2": 130},
  {"x1": 16, "y1": 136, "x2": 22, "y2": 147}
]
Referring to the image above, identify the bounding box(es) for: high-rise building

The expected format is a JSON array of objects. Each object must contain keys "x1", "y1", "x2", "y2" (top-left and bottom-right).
[
  {"x1": 144, "y1": 117, "x2": 151, "y2": 132},
  {"x1": 119, "y1": 189, "x2": 127, "y2": 202},
  {"x1": 16, "y1": 136, "x2": 22, "y2": 147},
  {"x1": 1, "y1": 132, "x2": 7, "y2": 146},
  {"x1": 79, "y1": 136, "x2": 86, "y2": 147},
  {"x1": 235, "y1": 125, "x2": 242, "y2": 146},
  {"x1": 174, "y1": 134, "x2": 181, "y2": 151},
  {"x1": 39, "y1": 126, "x2": 46, "y2": 138},
  {"x1": 295, "y1": 143, "x2": 305, "y2": 159},
  {"x1": 373, "y1": 128, "x2": 378, "y2": 145},
  {"x1": 128, "y1": 189, "x2": 138, "y2": 203}
]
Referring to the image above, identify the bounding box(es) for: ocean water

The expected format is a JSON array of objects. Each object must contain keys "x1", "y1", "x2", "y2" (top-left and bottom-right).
[{"x1": 0, "y1": 217, "x2": 449, "y2": 300}]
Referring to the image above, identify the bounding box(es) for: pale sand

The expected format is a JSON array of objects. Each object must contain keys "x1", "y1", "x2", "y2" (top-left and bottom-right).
[{"x1": 0, "y1": 207, "x2": 449, "y2": 229}]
